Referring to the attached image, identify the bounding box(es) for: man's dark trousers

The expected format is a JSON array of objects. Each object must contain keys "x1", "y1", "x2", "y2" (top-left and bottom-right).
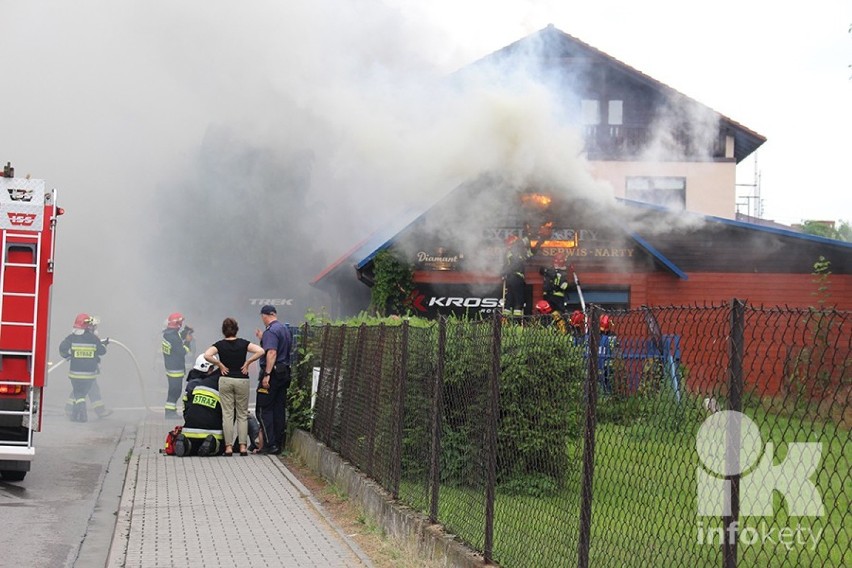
[{"x1": 259, "y1": 365, "x2": 290, "y2": 450}]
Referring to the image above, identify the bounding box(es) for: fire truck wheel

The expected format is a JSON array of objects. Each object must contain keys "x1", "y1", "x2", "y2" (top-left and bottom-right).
[{"x1": 0, "y1": 470, "x2": 27, "y2": 482}]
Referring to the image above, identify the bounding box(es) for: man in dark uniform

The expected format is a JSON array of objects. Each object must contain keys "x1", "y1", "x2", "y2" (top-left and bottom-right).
[
  {"x1": 540, "y1": 253, "x2": 571, "y2": 316},
  {"x1": 162, "y1": 312, "x2": 193, "y2": 418},
  {"x1": 502, "y1": 224, "x2": 547, "y2": 318},
  {"x1": 255, "y1": 305, "x2": 292, "y2": 455},
  {"x1": 59, "y1": 313, "x2": 108, "y2": 422},
  {"x1": 174, "y1": 355, "x2": 224, "y2": 457}
]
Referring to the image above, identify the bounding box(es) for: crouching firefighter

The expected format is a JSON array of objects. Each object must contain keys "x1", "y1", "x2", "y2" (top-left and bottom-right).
[{"x1": 173, "y1": 355, "x2": 224, "y2": 457}]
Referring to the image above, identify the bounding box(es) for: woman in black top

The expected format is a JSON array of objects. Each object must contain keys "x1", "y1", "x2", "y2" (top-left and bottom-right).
[{"x1": 204, "y1": 318, "x2": 264, "y2": 456}]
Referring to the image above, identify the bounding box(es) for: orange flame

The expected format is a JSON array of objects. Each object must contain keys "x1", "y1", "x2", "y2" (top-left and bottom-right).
[{"x1": 520, "y1": 193, "x2": 552, "y2": 210}]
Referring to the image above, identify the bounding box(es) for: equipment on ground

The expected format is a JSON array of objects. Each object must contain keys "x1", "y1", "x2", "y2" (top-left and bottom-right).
[{"x1": 0, "y1": 169, "x2": 62, "y2": 481}]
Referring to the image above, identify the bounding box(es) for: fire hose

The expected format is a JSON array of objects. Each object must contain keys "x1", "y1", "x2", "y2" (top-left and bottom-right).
[
  {"x1": 48, "y1": 338, "x2": 156, "y2": 412},
  {"x1": 570, "y1": 263, "x2": 587, "y2": 314},
  {"x1": 107, "y1": 338, "x2": 157, "y2": 412}
]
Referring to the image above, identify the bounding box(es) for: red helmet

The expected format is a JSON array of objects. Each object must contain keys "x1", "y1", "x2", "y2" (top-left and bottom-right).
[
  {"x1": 569, "y1": 310, "x2": 586, "y2": 329},
  {"x1": 552, "y1": 253, "x2": 567, "y2": 270},
  {"x1": 600, "y1": 314, "x2": 612, "y2": 333},
  {"x1": 505, "y1": 234, "x2": 519, "y2": 246},
  {"x1": 166, "y1": 312, "x2": 184, "y2": 329},
  {"x1": 534, "y1": 300, "x2": 553, "y2": 315},
  {"x1": 73, "y1": 313, "x2": 95, "y2": 330}
]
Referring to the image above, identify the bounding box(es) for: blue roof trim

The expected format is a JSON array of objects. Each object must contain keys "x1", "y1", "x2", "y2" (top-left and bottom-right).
[
  {"x1": 629, "y1": 232, "x2": 689, "y2": 280},
  {"x1": 618, "y1": 198, "x2": 852, "y2": 249},
  {"x1": 354, "y1": 206, "x2": 432, "y2": 271}
]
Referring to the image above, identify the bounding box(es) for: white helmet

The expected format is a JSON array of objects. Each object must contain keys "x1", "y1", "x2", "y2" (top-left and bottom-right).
[{"x1": 193, "y1": 354, "x2": 214, "y2": 372}]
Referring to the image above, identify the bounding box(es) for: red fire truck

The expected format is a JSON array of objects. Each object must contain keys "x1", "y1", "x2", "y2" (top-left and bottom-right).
[{"x1": 0, "y1": 164, "x2": 62, "y2": 481}]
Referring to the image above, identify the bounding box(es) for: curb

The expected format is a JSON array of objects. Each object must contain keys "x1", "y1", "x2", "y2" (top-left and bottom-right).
[{"x1": 289, "y1": 429, "x2": 489, "y2": 568}]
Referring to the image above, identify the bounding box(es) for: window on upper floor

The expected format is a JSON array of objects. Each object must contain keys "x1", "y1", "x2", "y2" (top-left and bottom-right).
[
  {"x1": 608, "y1": 100, "x2": 623, "y2": 125},
  {"x1": 626, "y1": 176, "x2": 686, "y2": 209},
  {"x1": 581, "y1": 99, "x2": 600, "y2": 125}
]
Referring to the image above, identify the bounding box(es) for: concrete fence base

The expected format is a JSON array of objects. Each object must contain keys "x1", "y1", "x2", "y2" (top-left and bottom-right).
[{"x1": 289, "y1": 429, "x2": 491, "y2": 568}]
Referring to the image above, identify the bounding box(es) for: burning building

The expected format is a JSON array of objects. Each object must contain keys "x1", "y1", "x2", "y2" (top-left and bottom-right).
[{"x1": 311, "y1": 26, "x2": 851, "y2": 317}]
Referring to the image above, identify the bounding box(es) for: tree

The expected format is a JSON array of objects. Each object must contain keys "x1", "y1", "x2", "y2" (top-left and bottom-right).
[{"x1": 800, "y1": 219, "x2": 851, "y2": 242}]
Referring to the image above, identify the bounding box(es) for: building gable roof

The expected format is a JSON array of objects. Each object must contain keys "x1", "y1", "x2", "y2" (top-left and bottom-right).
[{"x1": 469, "y1": 24, "x2": 765, "y2": 163}]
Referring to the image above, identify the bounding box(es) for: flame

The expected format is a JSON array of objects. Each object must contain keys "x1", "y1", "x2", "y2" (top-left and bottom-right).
[{"x1": 520, "y1": 193, "x2": 552, "y2": 210}]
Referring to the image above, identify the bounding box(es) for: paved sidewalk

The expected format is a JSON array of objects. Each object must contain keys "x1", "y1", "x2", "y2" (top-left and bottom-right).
[{"x1": 107, "y1": 415, "x2": 373, "y2": 568}]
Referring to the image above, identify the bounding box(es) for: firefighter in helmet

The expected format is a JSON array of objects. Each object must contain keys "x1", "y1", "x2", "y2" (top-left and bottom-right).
[
  {"x1": 162, "y1": 312, "x2": 193, "y2": 418},
  {"x1": 173, "y1": 354, "x2": 224, "y2": 457},
  {"x1": 502, "y1": 223, "x2": 548, "y2": 318},
  {"x1": 540, "y1": 252, "x2": 571, "y2": 316},
  {"x1": 59, "y1": 313, "x2": 110, "y2": 422}
]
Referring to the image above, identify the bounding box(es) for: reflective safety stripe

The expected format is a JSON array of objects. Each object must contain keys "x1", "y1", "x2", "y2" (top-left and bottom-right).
[
  {"x1": 69, "y1": 372, "x2": 98, "y2": 379},
  {"x1": 91, "y1": 400, "x2": 105, "y2": 408},
  {"x1": 164, "y1": 402, "x2": 177, "y2": 411},
  {"x1": 162, "y1": 340, "x2": 172, "y2": 355},
  {"x1": 181, "y1": 427, "x2": 224, "y2": 440},
  {"x1": 166, "y1": 370, "x2": 184, "y2": 378}
]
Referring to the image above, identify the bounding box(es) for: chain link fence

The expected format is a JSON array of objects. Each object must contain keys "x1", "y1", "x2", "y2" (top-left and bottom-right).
[{"x1": 291, "y1": 301, "x2": 849, "y2": 567}]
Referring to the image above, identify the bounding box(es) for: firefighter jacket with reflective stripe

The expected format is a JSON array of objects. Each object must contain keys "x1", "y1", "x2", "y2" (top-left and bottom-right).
[
  {"x1": 183, "y1": 375, "x2": 223, "y2": 432},
  {"x1": 542, "y1": 268, "x2": 570, "y2": 298},
  {"x1": 162, "y1": 328, "x2": 191, "y2": 377},
  {"x1": 59, "y1": 331, "x2": 106, "y2": 379}
]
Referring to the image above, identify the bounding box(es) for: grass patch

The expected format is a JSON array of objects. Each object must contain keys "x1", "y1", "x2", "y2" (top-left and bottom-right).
[{"x1": 400, "y1": 403, "x2": 848, "y2": 567}]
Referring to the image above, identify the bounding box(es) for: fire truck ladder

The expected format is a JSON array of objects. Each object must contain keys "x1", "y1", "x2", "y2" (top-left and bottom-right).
[{"x1": 0, "y1": 228, "x2": 42, "y2": 456}]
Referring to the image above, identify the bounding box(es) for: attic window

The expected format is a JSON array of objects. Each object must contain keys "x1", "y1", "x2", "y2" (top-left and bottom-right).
[
  {"x1": 581, "y1": 100, "x2": 600, "y2": 125},
  {"x1": 626, "y1": 176, "x2": 686, "y2": 210},
  {"x1": 608, "y1": 100, "x2": 623, "y2": 125}
]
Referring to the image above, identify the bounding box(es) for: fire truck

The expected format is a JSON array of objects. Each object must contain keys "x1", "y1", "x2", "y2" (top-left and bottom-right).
[{"x1": 0, "y1": 163, "x2": 61, "y2": 481}]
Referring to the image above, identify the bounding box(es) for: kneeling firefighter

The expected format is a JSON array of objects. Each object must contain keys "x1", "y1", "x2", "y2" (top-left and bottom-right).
[{"x1": 174, "y1": 355, "x2": 224, "y2": 457}]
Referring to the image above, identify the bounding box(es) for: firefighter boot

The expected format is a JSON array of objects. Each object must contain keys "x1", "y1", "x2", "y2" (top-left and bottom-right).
[
  {"x1": 65, "y1": 400, "x2": 75, "y2": 420},
  {"x1": 95, "y1": 408, "x2": 113, "y2": 419},
  {"x1": 197, "y1": 434, "x2": 217, "y2": 457},
  {"x1": 173, "y1": 433, "x2": 188, "y2": 457},
  {"x1": 72, "y1": 401, "x2": 88, "y2": 423}
]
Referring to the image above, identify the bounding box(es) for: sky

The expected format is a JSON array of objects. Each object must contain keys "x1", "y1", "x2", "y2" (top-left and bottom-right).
[{"x1": 0, "y1": 1, "x2": 849, "y2": 389}]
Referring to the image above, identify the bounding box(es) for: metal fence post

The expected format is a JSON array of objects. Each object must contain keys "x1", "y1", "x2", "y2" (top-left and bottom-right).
[
  {"x1": 723, "y1": 299, "x2": 745, "y2": 568},
  {"x1": 578, "y1": 305, "x2": 601, "y2": 568},
  {"x1": 392, "y1": 320, "x2": 409, "y2": 499},
  {"x1": 484, "y1": 311, "x2": 502, "y2": 564},
  {"x1": 325, "y1": 324, "x2": 345, "y2": 446},
  {"x1": 429, "y1": 317, "x2": 446, "y2": 524},
  {"x1": 365, "y1": 324, "x2": 386, "y2": 478},
  {"x1": 314, "y1": 323, "x2": 330, "y2": 440}
]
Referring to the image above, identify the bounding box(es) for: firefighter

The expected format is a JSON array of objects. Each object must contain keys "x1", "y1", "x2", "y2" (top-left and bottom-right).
[
  {"x1": 534, "y1": 298, "x2": 570, "y2": 334},
  {"x1": 540, "y1": 253, "x2": 571, "y2": 316},
  {"x1": 173, "y1": 355, "x2": 224, "y2": 457},
  {"x1": 502, "y1": 223, "x2": 548, "y2": 318},
  {"x1": 162, "y1": 312, "x2": 194, "y2": 419},
  {"x1": 59, "y1": 314, "x2": 109, "y2": 422}
]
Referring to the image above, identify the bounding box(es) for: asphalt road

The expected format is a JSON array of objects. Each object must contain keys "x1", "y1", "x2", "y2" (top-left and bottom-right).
[{"x1": 0, "y1": 384, "x2": 143, "y2": 568}]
